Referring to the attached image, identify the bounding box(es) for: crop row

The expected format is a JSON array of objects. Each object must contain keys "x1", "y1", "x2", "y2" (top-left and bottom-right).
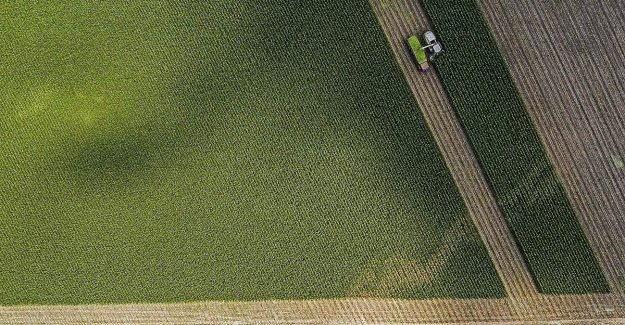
[{"x1": 419, "y1": 0, "x2": 610, "y2": 294}]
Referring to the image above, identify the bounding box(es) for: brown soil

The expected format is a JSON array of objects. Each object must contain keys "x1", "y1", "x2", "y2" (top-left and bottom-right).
[
  {"x1": 1, "y1": 295, "x2": 624, "y2": 324},
  {"x1": 475, "y1": 0, "x2": 625, "y2": 294}
]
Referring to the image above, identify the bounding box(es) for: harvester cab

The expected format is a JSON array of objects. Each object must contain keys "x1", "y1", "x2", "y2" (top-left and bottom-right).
[
  {"x1": 422, "y1": 31, "x2": 443, "y2": 61},
  {"x1": 407, "y1": 31, "x2": 444, "y2": 71}
]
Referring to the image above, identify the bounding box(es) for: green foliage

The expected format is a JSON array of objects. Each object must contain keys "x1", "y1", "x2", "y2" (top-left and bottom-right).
[
  {"x1": 420, "y1": 0, "x2": 609, "y2": 294},
  {"x1": 0, "y1": 1, "x2": 504, "y2": 304},
  {"x1": 407, "y1": 35, "x2": 427, "y2": 64}
]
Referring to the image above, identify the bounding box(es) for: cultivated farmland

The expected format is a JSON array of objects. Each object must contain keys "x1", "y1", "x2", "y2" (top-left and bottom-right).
[
  {"x1": 0, "y1": 1, "x2": 503, "y2": 305},
  {"x1": 2, "y1": 0, "x2": 625, "y2": 323},
  {"x1": 368, "y1": 0, "x2": 537, "y2": 299},
  {"x1": 419, "y1": 0, "x2": 609, "y2": 294},
  {"x1": 475, "y1": 0, "x2": 625, "y2": 295},
  {"x1": 365, "y1": 0, "x2": 625, "y2": 321}
]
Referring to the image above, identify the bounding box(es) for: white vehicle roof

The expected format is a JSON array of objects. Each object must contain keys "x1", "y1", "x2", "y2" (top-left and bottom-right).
[
  {"x1": 432, "y1": 42, "x2": 443, "y2": 53},
  {"x1": 424, "y1": 31, "x2": 437, "y2": 44}
]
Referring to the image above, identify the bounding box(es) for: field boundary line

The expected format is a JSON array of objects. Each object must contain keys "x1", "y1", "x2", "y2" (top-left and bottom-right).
[{"x1": 1, "y1": 295, "x2": 625, "y2": 324}]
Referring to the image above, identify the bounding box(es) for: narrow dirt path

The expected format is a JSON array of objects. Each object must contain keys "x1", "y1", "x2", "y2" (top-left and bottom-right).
[
  {"x1": 475, "y1": 0, "x2": 625, "y2": 295},
  {"x1": 1, "y1": 295, "x2": 624, "y2": 324},
  {"x1": 368, "y1": 0, "x2": 538, "y2": 299}
]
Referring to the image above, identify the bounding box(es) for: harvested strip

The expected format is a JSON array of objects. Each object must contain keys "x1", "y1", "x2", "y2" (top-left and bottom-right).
[{"x1": 368, "y1": 0, "x2": 537, "y2": 298}]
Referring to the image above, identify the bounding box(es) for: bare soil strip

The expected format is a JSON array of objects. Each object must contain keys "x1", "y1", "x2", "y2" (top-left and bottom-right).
[
  {"x1": 1, "y1": 295, "x2": 624, "y2": 324},
  {"x1": 475, "y1": 0, "x2": 625, "y2": 294},
  {"x1": 368, "y1": 0, "x2": 537, "y2": 299}
]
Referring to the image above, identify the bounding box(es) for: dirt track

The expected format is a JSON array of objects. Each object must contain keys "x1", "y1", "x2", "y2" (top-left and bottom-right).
[
  {"x1": 368, "y1": 0, "x2": 537, "y2": 299},
  {"x1": 1, "y1": 295, "x2": 624, "y2": 324},
  {"x1": 475, "y1": 0, "x2": 625, "y2": 294}
]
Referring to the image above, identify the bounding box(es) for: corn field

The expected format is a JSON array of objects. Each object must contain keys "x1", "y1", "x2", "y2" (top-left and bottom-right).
[
  {"x1": 0, "y1": 0, "x2": 502, "y2": 305},
  {"x1": 420, "y1": 0, "x2": 609, "y2": 294}
]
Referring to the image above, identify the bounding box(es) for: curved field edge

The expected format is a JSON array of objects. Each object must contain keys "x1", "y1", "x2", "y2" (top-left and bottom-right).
[
  {"x1": 0, "y1": 1, "x2": 503, "y2": 304},
  {"x1": 418, "y1": 0, "x2": 609, "y2": 294}
]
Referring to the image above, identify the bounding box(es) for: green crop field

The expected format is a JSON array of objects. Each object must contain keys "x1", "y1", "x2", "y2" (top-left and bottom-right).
[
  {"x1": 0, "y1": 1, "x2": 504, "y2": 305},
  {"x1": 419, "y1": 0, "x2": 609, "y2": 294}
]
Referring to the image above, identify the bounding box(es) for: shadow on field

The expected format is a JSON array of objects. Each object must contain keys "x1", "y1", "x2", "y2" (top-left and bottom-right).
[
  {"x1": 63, "y1": 131, "x2": 156, "y2": 180},
  {"x1": 256, "y1": 0, "x2": 469, "y2": 223},
  {"x1": 58, "y1": 85, "x2": 223, "y2": 185}
]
